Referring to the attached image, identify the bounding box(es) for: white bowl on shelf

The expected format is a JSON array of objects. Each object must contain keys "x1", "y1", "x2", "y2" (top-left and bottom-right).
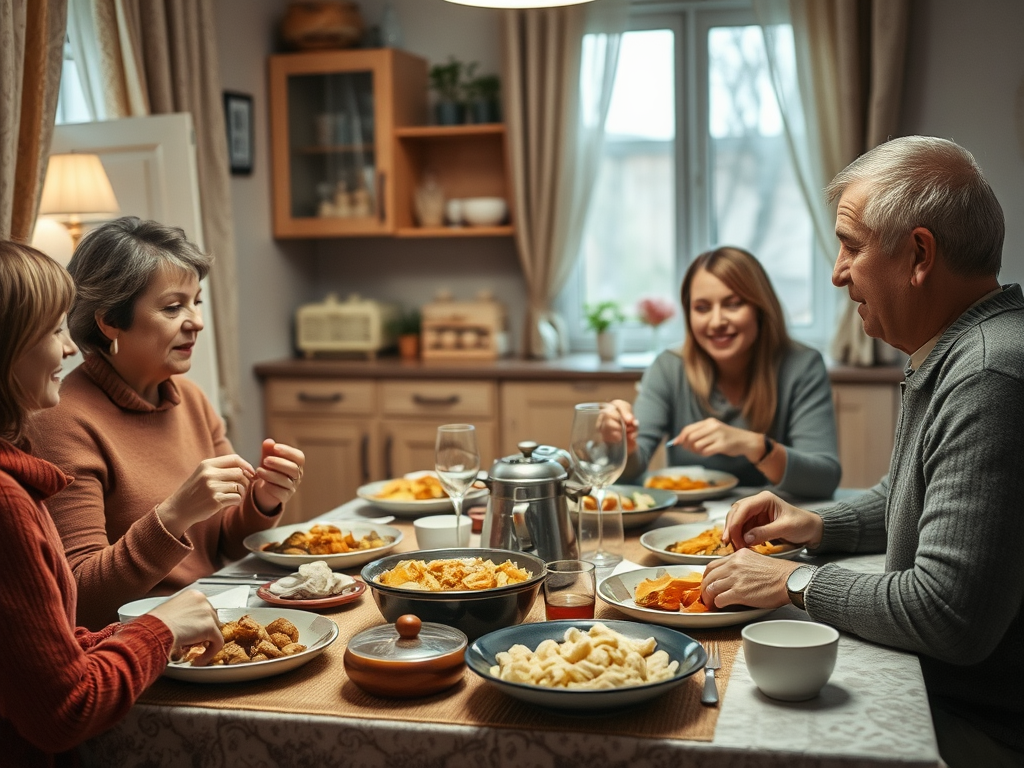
[{"x1": 461, "y1": 197, "x2": 508, "y2": 227}]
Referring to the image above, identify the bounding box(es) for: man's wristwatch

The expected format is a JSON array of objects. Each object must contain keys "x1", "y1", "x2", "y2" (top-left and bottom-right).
[{"x1": 786, "y1": 565, "x2": 817, "y2": 610}]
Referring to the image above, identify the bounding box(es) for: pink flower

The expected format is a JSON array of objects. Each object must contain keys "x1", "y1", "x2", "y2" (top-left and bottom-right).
[{"x1": 637, "y1": 296, "x2": 676, "y2": 327}]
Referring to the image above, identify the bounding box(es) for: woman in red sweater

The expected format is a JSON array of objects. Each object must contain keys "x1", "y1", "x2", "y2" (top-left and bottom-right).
[
  {"x1": 0, "y1": 241, "x2": 224, "y2": 767},
  {"x1": 28, "y1": 217, "x2": 305, "y2": 629}
]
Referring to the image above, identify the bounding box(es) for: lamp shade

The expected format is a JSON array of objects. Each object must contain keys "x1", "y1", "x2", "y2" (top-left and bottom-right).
[
  {"x1": 444, "y1": 0, "x2": 595, "y2": 7},
  {"x1": 38, "y1": 153, "x2": 120, "y2": 221}
]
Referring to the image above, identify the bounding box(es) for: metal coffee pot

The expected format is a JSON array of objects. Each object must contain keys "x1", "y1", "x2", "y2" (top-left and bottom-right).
[{"x1": 479, "y1": 441, "x2": 589, "y2": 563}]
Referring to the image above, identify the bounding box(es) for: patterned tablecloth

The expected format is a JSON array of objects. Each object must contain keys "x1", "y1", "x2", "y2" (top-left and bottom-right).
[{"x1": 81, "y1": 491, "x2": 942, "y2": 768}]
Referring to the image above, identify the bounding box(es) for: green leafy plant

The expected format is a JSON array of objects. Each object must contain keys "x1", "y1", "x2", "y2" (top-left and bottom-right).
[
  {"x1": 584, "y1": 300, "x2": 625, "y2": 334},
  {"x1": 429, "y1": 57, "x2": 464, "y2": 103},
  {"x1": 389, "y1": 309, "x2": 421, "y2": 336},
  {"x1": 465, "y1": 73, "x2": 500, "y2": 103}
]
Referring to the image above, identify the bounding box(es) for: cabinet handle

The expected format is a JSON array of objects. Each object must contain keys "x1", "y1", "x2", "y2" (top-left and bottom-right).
[
  {"x1": 297, "y1": 391, "x2": 343, "y2": 404},
  {"x1": 412, "y1": 394, "x2": 460, "y2": 407},
  {"x1": 360, "y1": 433, "x2": 369, "y2": 484},
  {"x1": 384, "y1": 434, "x2": 393, "y2": 479}
]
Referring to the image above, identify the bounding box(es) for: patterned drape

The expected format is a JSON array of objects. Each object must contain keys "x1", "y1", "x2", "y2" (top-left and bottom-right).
[{"x1": 0, "y1": 0, "x2": 68, "y2": 242}]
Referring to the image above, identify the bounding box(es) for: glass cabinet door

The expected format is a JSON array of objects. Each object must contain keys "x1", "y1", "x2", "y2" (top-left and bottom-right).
[{"x1": 286, "y1": 69, "x2": 378, "y2": 224}]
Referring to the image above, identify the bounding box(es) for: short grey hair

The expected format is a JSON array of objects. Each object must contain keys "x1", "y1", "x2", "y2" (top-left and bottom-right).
[
  {"x1": 826, "y1": 136, "x2": 1004, "y2": 277},
  {"x1": 67, "y1": 217, "x2": 211, "y2": 355}
]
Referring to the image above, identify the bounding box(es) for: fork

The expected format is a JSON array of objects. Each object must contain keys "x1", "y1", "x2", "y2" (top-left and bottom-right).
[{"x1": 701, "y1": 641, "x2": 721, "y2": 705}]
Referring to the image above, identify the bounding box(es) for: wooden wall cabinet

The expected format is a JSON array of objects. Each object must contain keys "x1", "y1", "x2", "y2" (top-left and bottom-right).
[{"x1": 269, "y1": 48, "x2": 514, "y2": 239}]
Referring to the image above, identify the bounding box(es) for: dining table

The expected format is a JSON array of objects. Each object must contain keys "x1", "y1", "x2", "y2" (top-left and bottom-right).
[{"x1": 80, "y1": 488, "x2": 942, "y2": 768}]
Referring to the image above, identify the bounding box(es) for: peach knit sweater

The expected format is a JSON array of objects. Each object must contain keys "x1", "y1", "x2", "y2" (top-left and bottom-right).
[
  {"x1": 28, "y1": 354, "x2": 281, "y2": 629},
  {"x1": 0, "y1": 439, "x2": 172, "y2": 767}
]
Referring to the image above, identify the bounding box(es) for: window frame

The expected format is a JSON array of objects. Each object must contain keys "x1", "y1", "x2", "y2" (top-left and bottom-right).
[{"x1": 559, "y1": 0, "x2": 836, "y2": 355}]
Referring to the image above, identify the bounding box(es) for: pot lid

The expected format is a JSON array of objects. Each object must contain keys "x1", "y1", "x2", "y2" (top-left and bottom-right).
[
  {"x1": 347, "y1": 614, "x2": 467, "y2": 663},
  {"x1": 489, "y1": 441, "x2": 568, "y2": 483}
]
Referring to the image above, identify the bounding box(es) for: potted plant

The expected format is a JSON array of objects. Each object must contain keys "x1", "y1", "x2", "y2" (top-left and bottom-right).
[
  {"x1": 464, "y1": 71, "x2": 501, "y2": 124},
  {"x1": 390, "y1": 310, "x2": 421, "y2": 360},
  {"x1": 429, "y1": 57, "x2": 465, "y2": 126},
  {"x1": 584, "y1": 300, "x2": 625, "y2": 362}
]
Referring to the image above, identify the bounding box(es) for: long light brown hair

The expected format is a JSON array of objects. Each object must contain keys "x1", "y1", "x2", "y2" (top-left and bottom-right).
[
  {"x1": 680, "y1": 246, "x2": 790, "y2": 434},
  {"x1": 0, "y1": 241, "x2": 75, "y2": 444}
]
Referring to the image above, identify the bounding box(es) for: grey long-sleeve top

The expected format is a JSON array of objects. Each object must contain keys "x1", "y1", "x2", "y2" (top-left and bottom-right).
[
  {"x1": 805, "y1": 285, "x2": 1024, "y2": 751},
  {"x1": 620, "y1": 342, "x2": 841, "y2": 499}
]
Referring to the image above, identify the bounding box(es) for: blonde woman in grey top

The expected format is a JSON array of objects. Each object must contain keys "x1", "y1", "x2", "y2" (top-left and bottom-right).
[{"x1": 617, "y1": 246, "x2": 841, "y2": 500}]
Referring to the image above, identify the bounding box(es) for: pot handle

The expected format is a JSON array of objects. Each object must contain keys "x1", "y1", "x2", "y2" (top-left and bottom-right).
[
  {"x1": 564, "y1": 482, "x2": 592, "y2": 502},
  {"x1": 511, "y1": 502, "x2": 533, "y2": 550}
]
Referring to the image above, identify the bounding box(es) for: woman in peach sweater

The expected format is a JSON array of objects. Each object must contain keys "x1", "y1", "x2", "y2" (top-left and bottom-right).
[
  {"x1": 29, "y1": 217, "x2": 305, "y2": 629},
  {"x1": 0, "y1": 241, "x2": 223, "y2": 766}
]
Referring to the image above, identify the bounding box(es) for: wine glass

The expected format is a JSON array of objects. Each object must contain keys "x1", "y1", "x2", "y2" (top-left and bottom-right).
[
  {"x1": 434, "y1": 424, "x2": 481, "y2": 547},
  {"x1": 569, "y1": 402, "x2": 627, "y2": 567}
]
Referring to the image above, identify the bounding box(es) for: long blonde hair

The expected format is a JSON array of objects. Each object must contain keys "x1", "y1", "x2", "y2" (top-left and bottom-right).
[
  {"x1": 681, "y1": 247, "x2": 790, "y2": 433},
  {"x1": 0, "y1": 241, "x2": 76, "y2": 444}
]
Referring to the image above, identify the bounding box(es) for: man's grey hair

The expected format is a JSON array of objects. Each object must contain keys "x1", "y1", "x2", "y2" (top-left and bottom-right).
[
  {"x1": 826, "y1": 136, "x2": 1003, "y2": 277},
  {"x1": 67, "y1": 216, "x2": 211, "y2": 355}
]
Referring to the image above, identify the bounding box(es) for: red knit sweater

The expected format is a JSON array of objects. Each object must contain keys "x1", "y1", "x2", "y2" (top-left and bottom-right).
[
  {"x1": 27, "y1": 354, "x2": 281, "y2": 629},
  {"x1": 0, "y1": 439, "x2": 173, "y2": 767}
]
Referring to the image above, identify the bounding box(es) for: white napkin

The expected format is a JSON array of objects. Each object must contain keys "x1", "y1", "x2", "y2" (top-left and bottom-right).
[
  {"x1": 269, "y1": 561, "x2": 355, "y2": 599},
  {"x1": 207, "y1": 585, "x2": 251, "y2": 609}
]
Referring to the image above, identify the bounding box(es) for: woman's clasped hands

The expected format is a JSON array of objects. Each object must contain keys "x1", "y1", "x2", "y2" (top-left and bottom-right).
[
  {"x1": 252, "y1": 438, "x2": 306, "y2": 513},
  {"x1": 699, "y1": 491, "x2": 824, "y2": 610}
]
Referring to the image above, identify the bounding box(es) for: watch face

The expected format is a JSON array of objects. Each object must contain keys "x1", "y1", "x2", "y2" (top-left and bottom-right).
[{"x1": 787, "y1": 566, "x2": 813, "y2": 592}]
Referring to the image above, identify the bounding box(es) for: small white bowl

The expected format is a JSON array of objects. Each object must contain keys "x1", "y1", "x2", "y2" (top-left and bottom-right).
[
  {"x1": 741, "y1": 620, "x2": 839, "y2": 701},
  {"x1": 461, "y1": 197, "x2": 508, "y2": 227},
  {"x1": 414, "y1": 514, "x2": 472, "y2": 549},
  {"x1": 117, "y1": 595, "x2": 170, "y2": 623}
]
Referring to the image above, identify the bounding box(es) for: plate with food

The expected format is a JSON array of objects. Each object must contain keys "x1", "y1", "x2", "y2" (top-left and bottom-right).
[
  {"x1": 640, "y1": 522, "x2": 802, "y2": 565},
  {"x1": 164, "y1": 607, "x2": 339, "y2": 683},
  {"x1": 571, "y1": 485, "x2": 677, "y2": 529},
  {"x1": 465, "y1": 619, "x2": 705, "y2": 711},
  {"x1": 598, "y1": 565, "x2": 776, "y2": 629},
  {"x1": 256, "y1": 561, "x2": 367, "y2": 609},
  {"x1": 357, "y1": 471, "x2": 488, "y2": 516},
  {"x1": 243, "y1": 522, "x2": 402, "y2": 569},
  {"x1": 642, "y1": 466, "x2": 739, "y2": 502}
]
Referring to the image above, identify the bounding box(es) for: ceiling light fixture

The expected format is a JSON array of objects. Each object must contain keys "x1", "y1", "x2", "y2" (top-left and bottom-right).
[{"x1": 444, "y1": 0, "x2": 597, "y2": 8}]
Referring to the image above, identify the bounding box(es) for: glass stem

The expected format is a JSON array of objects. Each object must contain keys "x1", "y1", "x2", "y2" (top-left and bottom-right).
[
  {"x1": 452, "y1": 495, "x2": 463, "y2": 547},
  {"x1": 594, "y1": 486, "x2": 605, "y2": 555}
]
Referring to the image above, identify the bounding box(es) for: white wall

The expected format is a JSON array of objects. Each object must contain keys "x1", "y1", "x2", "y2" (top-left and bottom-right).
[{"x1": 900, "y1": 0, "x2": 1024, "y2": 284}]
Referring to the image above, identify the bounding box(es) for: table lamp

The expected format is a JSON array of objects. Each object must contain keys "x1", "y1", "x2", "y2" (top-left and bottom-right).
[{"x1": 37, "y1": 152, "x2": 120, "y2": 248}]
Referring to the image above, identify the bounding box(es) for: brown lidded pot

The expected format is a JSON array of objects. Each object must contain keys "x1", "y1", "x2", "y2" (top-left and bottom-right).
[{"x1": 343, "y1": 614, "x2": 467, "y2": 698}]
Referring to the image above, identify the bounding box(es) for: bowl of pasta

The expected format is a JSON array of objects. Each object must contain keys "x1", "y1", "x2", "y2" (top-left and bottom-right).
[
  {"x1": 361, "y1": 548, "x2": 546, "y2": 640},
  {"x1": 465, "y1": 619, "x2": 706, "y2": 710}
]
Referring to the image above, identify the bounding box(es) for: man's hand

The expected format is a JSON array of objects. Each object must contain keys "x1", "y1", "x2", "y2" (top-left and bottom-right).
[
  {"x1": 722, "y1": 490, "x2": 824, "y2": 550},
  {"x1": 701, "y1": 549, "x2": 802, "y2": 609}
]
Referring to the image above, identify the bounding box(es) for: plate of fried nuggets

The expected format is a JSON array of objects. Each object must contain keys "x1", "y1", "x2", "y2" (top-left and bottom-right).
[
  {"x1": 164, "y1": 607, "x2": 339, "y2": 684},
  {"x1": 357, "y1": 471, "x2": 488, "y2": 516}
]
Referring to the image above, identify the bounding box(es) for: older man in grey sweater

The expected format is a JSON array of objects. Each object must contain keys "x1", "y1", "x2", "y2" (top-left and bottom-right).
[{"x1": 702, "y1": 136, "x2": 1023, "y2": 768}]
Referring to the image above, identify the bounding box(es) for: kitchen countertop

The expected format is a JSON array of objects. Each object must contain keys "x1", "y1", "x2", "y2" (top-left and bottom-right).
[{"x1": 255, "y1": 355, "x2": 906, "y2": 384}]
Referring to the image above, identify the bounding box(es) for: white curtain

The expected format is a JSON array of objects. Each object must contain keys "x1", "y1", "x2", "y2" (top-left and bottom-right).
[{"x1": 503, "y1": 0, "x2": 628, "y2": 358}]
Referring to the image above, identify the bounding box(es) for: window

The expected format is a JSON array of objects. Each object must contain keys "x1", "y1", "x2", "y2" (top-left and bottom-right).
[
  {"x1": 561, "y1": 3, "x2": 835, "y2": 356},
  {"x1": 55, "y1": 35, "x2": 91, "y2": 125}
]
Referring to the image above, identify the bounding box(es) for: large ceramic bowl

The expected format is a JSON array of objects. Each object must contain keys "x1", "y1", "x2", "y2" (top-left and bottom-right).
[
  {"x1": 465, "y1": 619, "x2": 706, "y2": 711},
  {"x1": 361, "y1": 548, "x2": 546, "y2": 640}
]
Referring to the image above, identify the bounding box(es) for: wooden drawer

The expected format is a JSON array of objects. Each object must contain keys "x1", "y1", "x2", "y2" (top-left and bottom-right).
[
  {"x1": 265, "y1": 378, "x2": 375, "y2": 416},
  {"x1": 380, "y1": 380, "x2": 496, "y2": 418}
]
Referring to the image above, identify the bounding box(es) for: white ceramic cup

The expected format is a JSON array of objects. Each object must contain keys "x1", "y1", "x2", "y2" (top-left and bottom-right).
[
  {"x1": 117, "y1": 595, "x2": 170, "y2": 623},
  {"x1": 741, "y1": 619, "x2": 839, "y2": 701},
  {"x1": 414, "y1": 514, "x2": 472, "y2": 549}
]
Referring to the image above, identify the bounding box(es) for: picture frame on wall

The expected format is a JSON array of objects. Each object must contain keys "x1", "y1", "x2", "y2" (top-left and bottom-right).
[{"x1": 224, "y1": 91, "x2": 253, "y2": 175}]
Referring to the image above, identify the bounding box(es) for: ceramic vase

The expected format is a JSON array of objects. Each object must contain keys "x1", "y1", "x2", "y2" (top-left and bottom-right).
[{"x1": 596, "y1": 330, "x2": 619, "y2": 363}]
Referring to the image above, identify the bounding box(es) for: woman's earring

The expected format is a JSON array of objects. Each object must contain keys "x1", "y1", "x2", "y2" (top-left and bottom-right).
[{"x1": 110, "y1": 336, "x2": 119, "y2": 356}]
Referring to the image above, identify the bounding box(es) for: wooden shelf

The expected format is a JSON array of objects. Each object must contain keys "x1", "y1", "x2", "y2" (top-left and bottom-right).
[
  {"x1": 395, "y1": 124, "x2": 505, "y2": 139},
  {"x1": 396, "y1": 225, "x2": 513, "y2": 238},
  {"x1": 297, "y1": 144, "x2": 375, "y2": 154}
]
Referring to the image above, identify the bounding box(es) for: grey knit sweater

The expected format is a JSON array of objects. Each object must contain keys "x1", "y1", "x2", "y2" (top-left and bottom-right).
[
  {"x1": 621, "y1": 342, "x2": 841, "y2": 498},
  {"x1": 807, "y1": 284, "x2": 1024, "y2": 750}
]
